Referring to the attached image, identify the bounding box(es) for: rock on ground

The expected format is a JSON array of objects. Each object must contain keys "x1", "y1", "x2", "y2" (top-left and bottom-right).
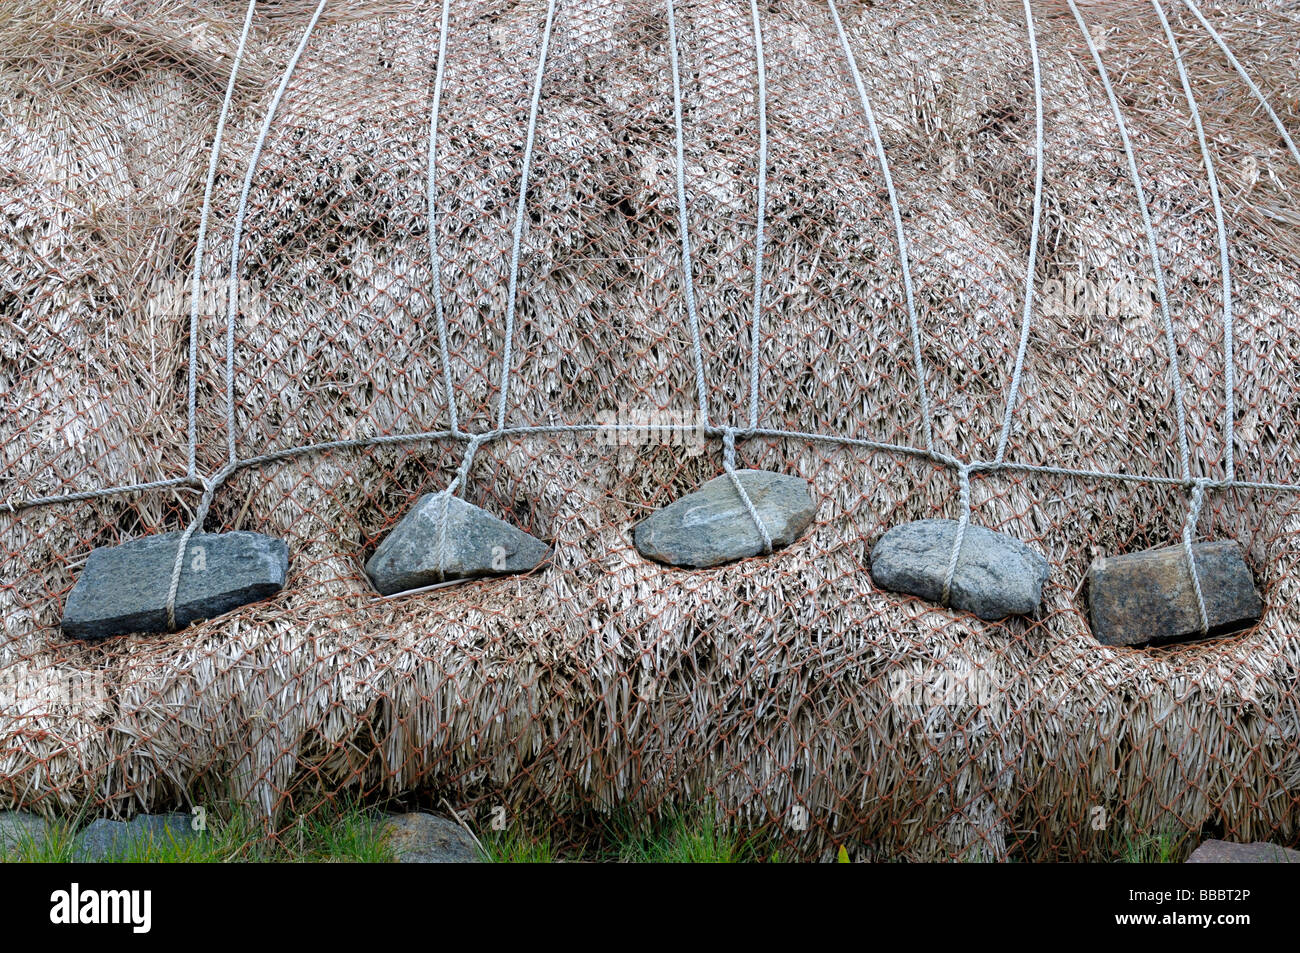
[
  {"x1": 869, "y1": 518, "x2": 1050, "y2": 620},
  {"x1": 1186, "y1": 839, "x2": 1300, "y2": 863},
  {"x1": 62, "y1": 531, "x2": 288, "y2": 640},
  {"x1": 1089, "y1": 540, "x2": 1262, "y2": 647},
  {"x1": 74, "y1": 813, "x2": 199, "y2": 861},
  {"x1": 633, "y1": 469, "x2": 816, "y2": 568},
  {"x1": 0, "y1": 811, "x2": 49, "y2": 856},
  {"x1": 365, "y1": 494, "x2": 550, "y2": 595},
  {"x1": 380, "y1": 813, "x2": 481, "y2": 863}
]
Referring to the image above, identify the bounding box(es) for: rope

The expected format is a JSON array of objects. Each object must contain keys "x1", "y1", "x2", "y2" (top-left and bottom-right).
[
  {"x1": 1069, "y1": 0, "x2": 1193, "y2": 485},
  {"x1": 166, "y1": 2, "x2": 327, "y2": 628},
  {"x1": 225, "y1": 0, "x2": 329, "y2": 467},
  {"x1": 1182, "y1": 478, "x2": 1212, "y2": 634},
  {"x1": 24, "y1": 420, "x2": 1300, "y2": 520},
  {"x1": 494, "y1": 0, "x2": 559, "y2": 432},
  {"x1": 429, "y1": 433, "x2": 489, "y2": 581},
  {"x1": 1154, "y1": 0, "x2": 1234, "y2": 483},
  {"x1": 7, "y1": 3, "x2": 1298, "y2": 626},
  {"x1": 1179, "y1": 0, "x2": 1300, "y2": 173},
  {"x1": 722, "y1": 428, "x2": 773, "y2": 554},
  {"x1": 940, "y1": 465, "x2": 972, "y2": 607},
  {"x1": 164, "y1": 462, "x2": 236, "y2": 631},
  {"x1": 426, "y1": 0, "x2": 459, "y2": 436},
  {"x1": 188, "y1": 0, "x2": 257, "y2": 477},
  {"x1": 993, "y1": 0, "x2": 1045, "y2": 466},
  {"x1": 827, "y1": 0, "x2": 934, "y2": 454},
  {"x1": 666, "y1": 0, "x2": 712, "y2": 429},
  {"x1": 747, "y1": 0, "x2": 768, "y2": 431}
]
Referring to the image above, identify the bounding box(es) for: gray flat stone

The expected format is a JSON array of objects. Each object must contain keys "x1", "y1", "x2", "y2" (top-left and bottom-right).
[
  {"x1": 62, "y1": 531, "x2": 288, "y2": 640},
  {"x1": 633, "y1": 469, "x2": 816, "y2": 568},
  {"x1": 1089, "y1": 541, "x2": 1262, "y2": 647},
  {"x1": 0, "y1": 811, "x2": 48, "y2": 855},
  {"x1": 1186, "y1": 839, "x2": 1300, "y2": 863},
  {"x1": 74, "y1": 813, "x2": 199, "y2": 860},
  {"x1": 870, "y1": 518, "x2": 1049, "y2": 620},
  {"x1": 380, "y1": 812, "x2": 481, "y2": 863},
  {"x1": 365, "y1": 494, "x2": 550, "y2": 595}
]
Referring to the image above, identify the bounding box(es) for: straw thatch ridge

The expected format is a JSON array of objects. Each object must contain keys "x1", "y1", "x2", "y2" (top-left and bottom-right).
[{"x1": 2, "y1": 0, "x2": 1299, "y2": 859}]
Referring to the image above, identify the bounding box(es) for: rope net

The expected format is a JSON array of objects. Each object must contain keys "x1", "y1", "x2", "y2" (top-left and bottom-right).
[{"x1": 2, "y1": 0, "x2": 1300, "y2": 860}]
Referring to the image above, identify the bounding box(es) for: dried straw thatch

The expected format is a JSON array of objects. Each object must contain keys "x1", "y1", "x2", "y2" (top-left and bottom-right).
[{"x1": 2, "y1": 0, "x2": 1299, "y2": 859}]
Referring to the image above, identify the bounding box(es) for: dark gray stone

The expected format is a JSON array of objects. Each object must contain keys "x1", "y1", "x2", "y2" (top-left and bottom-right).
[
  {"x1": 365, "y1": 495, "x2": 549, "y2": 596},
  {"x1": 870, "y1": 518, "x2": 1049, "y2": 620},
  {"x1": 62, "y1": 531, "x2": 288, "y2": 640},
  {"x1": 0, "y1": 811, "x2": 48, "y2": 855},
  {"x1": 75, "y1": 813, "x2": 199, "y2": 860},
  {"x1": 380, "y1": 813, "x2": 481, "y2": 863},
  {"x1": 633, "y1": 469, "x2": 816, "y2": 568},
  {"x1": 1187, "y1": 839, "x2": 1300, "y2": 863},
  {"x1": 1089, "y1": 541, "x2": 1262, "y2": 647}
]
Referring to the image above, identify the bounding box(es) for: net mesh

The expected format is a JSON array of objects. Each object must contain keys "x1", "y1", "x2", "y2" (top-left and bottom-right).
[{"x1": 2, "y1": 0, "x2": 1300, "y2": 860}]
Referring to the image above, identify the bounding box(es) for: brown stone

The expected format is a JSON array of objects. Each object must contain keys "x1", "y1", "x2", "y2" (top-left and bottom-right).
[
  {"x1": 1088, "y1": 540, "x2": 1261, "y2": 647},
  {"x1": 1186, "y1": 839, "x2": 1300, "y2": 863}
]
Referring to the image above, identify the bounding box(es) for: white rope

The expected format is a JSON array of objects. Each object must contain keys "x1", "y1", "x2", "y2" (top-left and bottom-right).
[
  {"x1": 164, "y1": 462, "x2": 236, "y2": 630},
  {"x1": 430, "y1": 434, "x2": 485, "y2": 579},
  {"x1": 993, "y1": 0, "x2": 1045, "y2": 466},
  {"x1": 747, "y1": 0, "x2": 768, "y2": 432},
  {"x1": 1155, "y1": 0, "x2": 1233, "y2": 483},
  {"x1": 940, "y1": 465, "x2": 972, "y2": 607},
  {"x1": 494, "y1": 0, "x2": 559, "y2": 432},
  {"x1": 188, "y1": 0, "x2": 257, "y2": 477},
  {"x1": 666, "y1": 0, "x2": 712, "y2": 429},
  {"x1": 1179, "y1": 0, "x2": 1300, "y2": 174},
  {"x1": 225, "y1": 0, "x2": 329, "y2": 467},
  {"x1": 165, "y1": 1, "x2": 328, "y2": 628},
  {"x1": 722, "y1": 428, "x2": 773, "y2": 554},
  {"x1": 8, "y1": 0, "x2": 1300, "y2": 619},
  {"x1": 1069, "y1": 0, "x2": 1193, "y2": 485},
  {"x1": 426, "y1": 0, "x2": 459, "y2": 436},
  {"x1": 827, "y1": 0, "x2": 933, "y2": 454},
  {"x1": 1182, "y1": 477, "x2": 1212, "y2": 634}
]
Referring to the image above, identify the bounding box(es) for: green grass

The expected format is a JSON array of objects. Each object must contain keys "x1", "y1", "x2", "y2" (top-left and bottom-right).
[
  {"x1": 9, "y1": 798, "x2": 1193, "y2": 862},
  {"x1": 5, "y1": 801, "x2": 397, "y2": 864},
  {"x1": 479, "y1": 826, "x2": 559, "y2": 863},
  {"x1": 613, "y1": 810, "x2": 776, "y2": 863},
  {"x1": 1119, "y1": 832, "x2": 1184, "y2": 864}
]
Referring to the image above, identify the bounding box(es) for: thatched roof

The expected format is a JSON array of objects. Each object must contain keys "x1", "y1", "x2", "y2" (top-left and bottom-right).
[{"x1": 2, "y1": 0, "x2": 1299, "y2": 859}]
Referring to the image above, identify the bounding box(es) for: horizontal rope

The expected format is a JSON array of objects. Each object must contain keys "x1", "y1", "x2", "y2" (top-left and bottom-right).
[{"x1": 11, "y1": 422, "x2": 1300, "y2": 519}]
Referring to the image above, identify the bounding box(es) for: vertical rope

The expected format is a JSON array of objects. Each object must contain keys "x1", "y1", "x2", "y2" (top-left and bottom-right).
[
  {"x1": 993, "y1": 0, "x2": 1045, "y2": 466},
  {"x1": 431, "y1": 434, "x2": 485, "y2": 581},
  {"x1": 1182, "y1": 478, "x2": 1212, "y2": 634},
  {"x1": 164, "y1": 462, "x2": 236, "y2": 630},
  {"x1": 1179, "y1": 0, "x2": 1300, "y2": 173},
  {"x1": 225, "y1": 0, "x2": 330, "y2": 466},
  {"x1": 747, "y1": 0, "x2": 768, "y2": 432},
  {"x1": 940, "y1": 465, "x2": 972, "y2": 607},
  {"x1": 827, "y1": 0, "x2": 933, "y2": 455},
  {"x1": 494, "y1": 0, "x2": 559, "y2": 432},
  {"x1": 426, "y1": 0, "x2": 459, "y2": 436},
  {"x1": 667, "y1": 0, "x2": 712, "y2": 429},
  {"x1": 1154, "y1": 0, "x2": 1234, "y2": 483},
  {"x1": 1068, "y1": 0, "x2": 1193, "y2": 485},
  {"x1": 188, "y1": 0, "x2": 257, "y2": 477},
  {"x1": 722, "y1": 427, "x2": 773, "y2": 554}
]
